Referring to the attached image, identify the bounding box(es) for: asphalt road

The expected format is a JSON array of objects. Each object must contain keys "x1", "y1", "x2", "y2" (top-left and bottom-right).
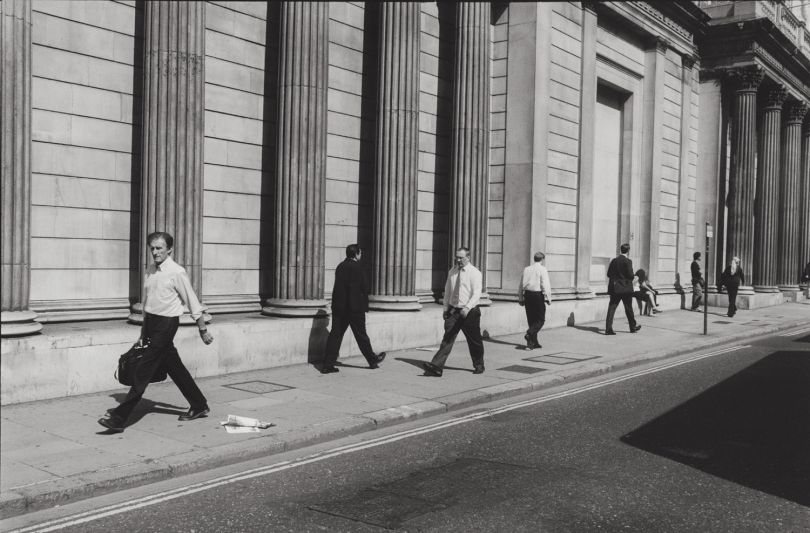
[{"x1": 6, "y1": 330, "x2": 810, "y2": 533}]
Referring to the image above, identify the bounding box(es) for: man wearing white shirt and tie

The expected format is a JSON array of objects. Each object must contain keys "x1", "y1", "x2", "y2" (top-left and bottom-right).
[
  {"x1": 518, "y1": 251, "x2": 552, "y2": 350},
  {"x1": 423, "y1": 247, "x2": 485, "y2": 377}
]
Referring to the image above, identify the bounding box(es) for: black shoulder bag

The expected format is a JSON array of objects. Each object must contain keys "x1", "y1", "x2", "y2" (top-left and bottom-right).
[{"x1": 115, "y1": 342, "x2": 168, "y2": 386}]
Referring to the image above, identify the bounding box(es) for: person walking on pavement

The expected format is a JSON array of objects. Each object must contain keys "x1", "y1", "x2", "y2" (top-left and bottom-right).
[
  {"x1": 690, "y1": 251, "x2": 705, "y2": 311},
  {"x1": 518, "y1": 251, "x2": 552, "y2": 350},
  {"x1": 98, "y1": 232, "x2": 213, "y2": 433},
  {"x1": 605, "y1": 243, "x2": 641, "y2": 335},
  {"x1": 718, "y1": 256, "x2": 744, "y2": 318},
  {"x1": 423, "y1": 247, "x2": 485, "y2": 376},
  {"x1": 322, "y1": 244, "x2": 386, "y2": 374}
]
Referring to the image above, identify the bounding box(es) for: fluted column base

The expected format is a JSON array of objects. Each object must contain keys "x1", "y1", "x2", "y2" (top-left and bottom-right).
[
  {"x1": 0, "y1": 311, "x2": 42, "y2": 337},
  {"x1": 778, "y1": 284, "x2": 800, "y2": 292},
  {"x1": 128, "y1": 303, "x2": 212, "y2": 325},
  {"x1": 753, "y1": 285, "x2": 781, "y2": 293},
  {"x1": 479, "y1": 293, "x2": 492, "y2": 307},
  {"x1": 262, "y1": 299, "x2": 329, "y2": 318},
  {"x1": 780, "y1": 288, "x2": 806, "y2": 303},
  {"x1": 368, "y1": 295, "x2": 422, "y2": 312},
  {"x1": 575, "y1": 288, "x2": 596, "y2": 300},
  {"x1": 737, "y1": 285, "x2": 755, "y2": 296}
]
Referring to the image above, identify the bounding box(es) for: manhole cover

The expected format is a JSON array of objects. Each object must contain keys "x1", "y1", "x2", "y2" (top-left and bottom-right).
[
  {"x1": 524, "y1": 352, "x2": 599, "y2": 365},
  {"x1": 497, "y1": 365, "x2": 546, "y2": 374},
  {"x1": 310, "y1": 490, "x2": 445, "y2": 529},
  {"x1": 223, "y1": 381, "x2": 293, "y2": 394},
  {"x1": 309, "y1": 458, "x2": 535, "y2": 528}
]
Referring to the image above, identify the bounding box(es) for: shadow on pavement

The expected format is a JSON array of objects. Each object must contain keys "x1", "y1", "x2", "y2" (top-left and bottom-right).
[
  {"x1": 108, "y1": 393, "x2": 187, "y2": 426},
  {"x1": 568, "y1": 324, "x2": 603, "y2": 335},
  {"x1": 621, "y1": 350, "x2": 810, "y2": 507},
  {"x1": 395, "y1": 357, "x2": 472, "y2": 373},
  {"x1": 482, "y1": 337, "x2": 525, "y2": 349}
]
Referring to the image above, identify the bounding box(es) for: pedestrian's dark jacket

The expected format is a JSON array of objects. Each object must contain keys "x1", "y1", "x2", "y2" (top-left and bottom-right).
[
  {"x1": 607, "y1": 254, "x2": 634, "y2": 295},
  {"x1": 691, "y1": 260, "x2": 702, "y2": 280},
  {"x1": 719, "y1": 265, "x2": 744, "y2": 289},
  {"x1": 330, "y1": 258, "x2": 369, "y2": 315},
  {"x1": 803, "y1": 261, "x2": 810, "y2": 282}
]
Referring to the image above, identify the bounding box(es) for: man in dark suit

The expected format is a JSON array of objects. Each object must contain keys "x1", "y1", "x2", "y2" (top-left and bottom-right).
[
  {"x1": 321, "y1": 244, "x2": 386, "y2": 374},
  {"x1": 605, "y1": 243, "x2": 641, "y2": 335}
]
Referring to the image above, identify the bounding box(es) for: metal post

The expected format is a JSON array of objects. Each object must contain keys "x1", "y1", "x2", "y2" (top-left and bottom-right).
[{"x1": 704, "y1": 222, "x2": 712, "y2": 335}]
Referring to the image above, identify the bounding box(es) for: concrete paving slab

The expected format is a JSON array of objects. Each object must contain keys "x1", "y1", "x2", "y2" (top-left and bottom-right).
[{"x1": 2, "y1": 303, "x2": 810, "y2": 519}]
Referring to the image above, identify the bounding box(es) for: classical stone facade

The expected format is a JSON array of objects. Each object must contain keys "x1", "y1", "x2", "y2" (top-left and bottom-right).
[{"x1": 2, "y1": 1, "x2": 809, "y2": 403}]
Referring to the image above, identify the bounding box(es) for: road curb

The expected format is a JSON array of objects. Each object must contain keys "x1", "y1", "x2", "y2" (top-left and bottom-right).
[{"x1": 3, "y1": 317, "x2": 807, "y2": 519}]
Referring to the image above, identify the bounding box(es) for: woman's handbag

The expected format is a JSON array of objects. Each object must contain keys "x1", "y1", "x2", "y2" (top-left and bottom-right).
[{"x1": 115, "y1": 342, "x2": 167, "y2": 386}]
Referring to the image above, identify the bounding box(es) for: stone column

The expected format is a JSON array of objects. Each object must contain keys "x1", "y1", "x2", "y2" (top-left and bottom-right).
[
  {"x1": 1, "y1": 0, "x2": 41, "y2": 336},
  {"x1": 800, "y1": 114, "x2": 810, "y2": 290},
  {"x1": 368, "y1": 3, "x2": 421, "y2": 312},
  {"x1": 262, "y1": 2, "x2": 329, "y2": 317},
  {"x1": 753, "y1": 85, "x2": 787, "y2": 292},
  {"x1": 777, "y1": 100, "x2": 808, "y2": 293},
  {"x1": 725, "y1": 67, "x2": 763, "y2": 295},
  {"x1": 449, "y1": 2, "x2": 491, "y2": 305},
  {"x1": 130, "y1": 1, "x2": 208, "y2": 325},
  {"x1": 676, "y1": 54, "x2": 696, "y2": 294}
]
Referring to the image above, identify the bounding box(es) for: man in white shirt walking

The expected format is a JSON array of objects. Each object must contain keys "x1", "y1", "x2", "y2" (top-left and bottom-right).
[
  {"x1": 98, "y1": 231, "x2": 214, "y2": 433},
  {"x1": 423, "y1": 247, "x2": 485, "y2": 377},
  {"x1": 518, "y1": 251, "x2": 552, "y2": 350}
]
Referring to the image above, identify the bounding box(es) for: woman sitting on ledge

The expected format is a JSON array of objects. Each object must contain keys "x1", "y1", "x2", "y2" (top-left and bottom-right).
[{"x1": 634, "y1": 269, "x2": 661, "y2": 315}]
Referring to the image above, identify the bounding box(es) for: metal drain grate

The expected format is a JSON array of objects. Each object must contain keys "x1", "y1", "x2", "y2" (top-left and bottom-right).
[
  {"x1": 497, "y1": 365, "x2": 546, "y2": 374},
  {"x1": 222, "y1": 381, "x2": 293, "y2": 394},
  {"x1": 310, "y1": 490, "x2": 445, "y2": 529},
  {"x1": 524, "y1": 352, "x2": 599, "y2": 365}
]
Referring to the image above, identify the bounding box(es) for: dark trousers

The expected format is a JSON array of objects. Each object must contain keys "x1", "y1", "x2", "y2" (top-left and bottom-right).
[
  {"x1": 691, "y1": 278, "x2": 704, "y2": 309},
  {"x1": 605, "y1": 293, "x2": 637, "y2": 332},
  {"x1": 524, "y1": 291, "x2": 546, "y2": 344},
  {"x1": 726, "y1": 284, "x2": 739, "y2": 316},
  {"x1": 430, "y1": 306, "x2": 484, "y2": 368},
  {"x1": 113, "y1": 313, "x2": 207, "y2": 421},
  {"x1": 323, "y1": 311, "x2": 376, "y2": 367}
]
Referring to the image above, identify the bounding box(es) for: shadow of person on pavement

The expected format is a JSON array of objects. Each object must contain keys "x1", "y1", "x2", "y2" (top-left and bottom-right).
[
  {"x1": 568, "y1": 324, "x2": 603, "y2": 335},
  {"x1": 621, "y1": 350, "x2": 810, "y2": 507},
  {"x1": 395, "y1": 357, "x2": 473, "y2": 373},
  {"x1": 99, "y1": 394, "x2": 187, "y2": 433},
  {"x1": 482, "y1": 337, "x2": 525, "y2": 349}
]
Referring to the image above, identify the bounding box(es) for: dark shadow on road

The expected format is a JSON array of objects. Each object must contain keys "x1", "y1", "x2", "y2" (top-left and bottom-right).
[
  {"x1": 395, "y1": 357, "x2": 472, "y2": 373},
  {"x1": 621, "y1": 350, "x2": 810, "y2": 507}
]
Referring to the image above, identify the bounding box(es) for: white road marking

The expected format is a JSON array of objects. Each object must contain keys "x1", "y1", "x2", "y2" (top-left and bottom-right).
[
  {"x1": 778, "y1": 327, "x2": 810, "y2": 337},
  {"x1": 9, "y1": 344, "x2": 749, "y2": 533}
]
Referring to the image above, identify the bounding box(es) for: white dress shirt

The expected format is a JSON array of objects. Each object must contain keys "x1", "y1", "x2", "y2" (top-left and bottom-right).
[
  {"x1": 443, "y1": 264, "x2": 482, "y2": 312},
  {"x1": 143, "y1": 256, "x2": 204, "y2": 320},
  {"x1": 519, "y1": 262, "x2": 553, "y2": 302}
]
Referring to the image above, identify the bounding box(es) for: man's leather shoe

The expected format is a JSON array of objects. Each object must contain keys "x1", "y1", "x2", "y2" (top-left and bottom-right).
[
  {"x1": 423, "y1": 362, "x2": 443, "y2": 377},
  {"x1": 369, "y1": 352, "x2": 387, "y2": 369},
  {"x1": 179, "y1": 406, "x2": 210, "y2": 421},
  {"x1": 320, "y1": 366, "x2": 339, "y2": 374},
  {"x1": 473, "y1": 365, "x2": 485, "y2": 374},
  {"x1": 630, "y1": 325, "x2": 642, "y2": 333},
  {"x1": 605, "y1": 330, "x2": 616, "y2": 335},
  {"x1": 98, "y1": 415, "x2": 125, "y2": 433}
]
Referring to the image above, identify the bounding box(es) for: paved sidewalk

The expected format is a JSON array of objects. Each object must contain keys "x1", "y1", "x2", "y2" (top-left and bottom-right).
[{"x1": 2, "y1": 302, "x2": 810, "y2": 518}]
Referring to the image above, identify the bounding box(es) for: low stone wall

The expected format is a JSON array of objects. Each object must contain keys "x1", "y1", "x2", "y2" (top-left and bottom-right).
[{"x1": 2, "y1": 293, "x2": 691, "y2": 404}]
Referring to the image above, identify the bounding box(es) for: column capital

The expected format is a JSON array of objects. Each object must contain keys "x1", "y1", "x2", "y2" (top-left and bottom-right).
[
  {"x1": 785, "y1": 100, "x2": 808, "y2": 124},
  {"x1": 763, "y1": 85, "x2": 788, "y2": 109},
  {"x1": 681, "y1": 53, "x2": 698, "y2": 70},
  {"x1": 726, "y1": 66, "x2": 764, "y2": 92},
  {"x1": 646, "y1": 35, "x2": 670, "y2": 54},
  {"x1": 581, "y1": 1, "x2": 599, "y2": 15}
]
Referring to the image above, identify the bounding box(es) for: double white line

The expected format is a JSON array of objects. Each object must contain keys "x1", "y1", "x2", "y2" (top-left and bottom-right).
[
  {"x1": 8, "y1": 344, "x2": 749, "y2": 533},
  {"x1": 778, "y1": 326, "x2": 810, "y2": 337}
]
